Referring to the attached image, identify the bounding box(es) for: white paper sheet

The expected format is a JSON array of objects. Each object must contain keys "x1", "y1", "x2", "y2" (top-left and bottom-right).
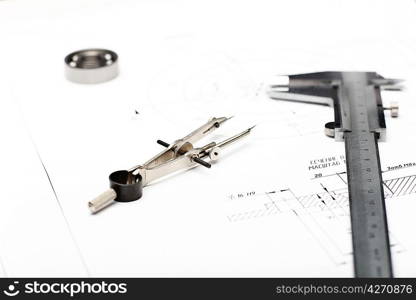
[{"x1": 0, "y1": 76, "x2": 87, "y2": 277}]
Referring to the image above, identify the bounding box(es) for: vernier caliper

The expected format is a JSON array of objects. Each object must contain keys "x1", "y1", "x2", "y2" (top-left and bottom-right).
[
  {"x1": 89, "y1": 117, "x2": 254, "y2": 213},
  {"x1": 268, "y1": 71, "x2": 403, "y2": 278}
]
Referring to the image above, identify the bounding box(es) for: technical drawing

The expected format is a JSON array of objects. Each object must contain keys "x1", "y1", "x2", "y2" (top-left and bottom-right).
[{"x1": 225, "y1": 167, "x2": 414, "y2": 266}]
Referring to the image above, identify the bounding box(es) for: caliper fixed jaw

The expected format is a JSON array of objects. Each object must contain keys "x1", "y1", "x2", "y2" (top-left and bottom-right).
[{"x1": 268, "y1": 71, "x2": 403, "y2": 141}]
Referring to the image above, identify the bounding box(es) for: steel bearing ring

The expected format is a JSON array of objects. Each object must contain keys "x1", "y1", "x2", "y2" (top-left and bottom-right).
[{"x1": 64, "y1": 49, "x2": 119, "y2": 84}]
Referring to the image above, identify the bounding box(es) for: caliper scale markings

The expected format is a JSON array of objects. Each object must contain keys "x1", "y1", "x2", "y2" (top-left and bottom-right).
[{"x1": 269, "y1": 71, "x2": 402, "y2": 277}]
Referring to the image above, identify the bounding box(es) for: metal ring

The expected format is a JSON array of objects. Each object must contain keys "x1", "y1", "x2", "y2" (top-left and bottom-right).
[{"x1": 64, "y1": 49, "x2": 119, "y2": 84}]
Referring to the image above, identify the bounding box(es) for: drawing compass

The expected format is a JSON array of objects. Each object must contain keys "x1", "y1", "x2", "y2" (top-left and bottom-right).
[
  {"x1": 89, "y1": 117, "x2": 254, "y2": 213},
  {"x1": 268, "y1": 71, "x2": 403, "y2": 278}
]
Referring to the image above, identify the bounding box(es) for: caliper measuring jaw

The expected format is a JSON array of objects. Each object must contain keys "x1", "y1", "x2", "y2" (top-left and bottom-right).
[{"x1": 268, "y1": 71, "x2": 403, "y2": 278}]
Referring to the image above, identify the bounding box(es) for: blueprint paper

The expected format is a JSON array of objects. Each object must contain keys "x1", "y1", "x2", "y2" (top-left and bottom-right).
[{"x1": 1, "y1": 0, "x2": 416, "y2": 277}]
